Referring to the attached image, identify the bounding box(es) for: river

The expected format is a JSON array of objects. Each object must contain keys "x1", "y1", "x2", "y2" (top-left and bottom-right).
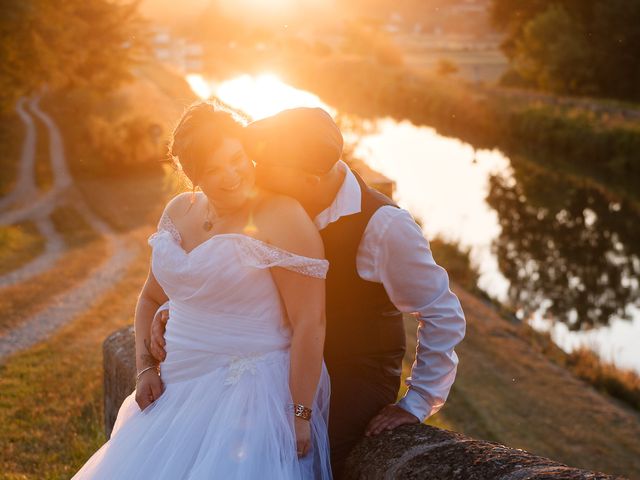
[{"x1": 186, "y1": 72, "x2": 640, "y2": 374}]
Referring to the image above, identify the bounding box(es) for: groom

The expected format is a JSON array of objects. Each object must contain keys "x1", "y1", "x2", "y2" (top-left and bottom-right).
[{"x1": 150, "y1": 108, "x2": 466, "y2": 478}]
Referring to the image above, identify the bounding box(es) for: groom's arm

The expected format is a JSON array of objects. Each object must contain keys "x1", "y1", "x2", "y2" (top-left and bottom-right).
[
  {"x1": 149, "y1": 301, "x2": 170, "y2": 361},
  {"x1": 359, "y1": 206, "x2": 466, "y2": 433}
]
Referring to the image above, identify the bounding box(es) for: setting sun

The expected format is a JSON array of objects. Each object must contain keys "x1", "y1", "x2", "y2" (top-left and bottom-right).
[{"x1": 186, "y1": 72, "x2": 332, "y2": 120}]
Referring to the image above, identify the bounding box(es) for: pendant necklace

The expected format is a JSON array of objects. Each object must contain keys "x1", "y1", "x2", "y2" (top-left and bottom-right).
[{"x1": 203, "y1": 201, "x2": 217, "y2": 232}]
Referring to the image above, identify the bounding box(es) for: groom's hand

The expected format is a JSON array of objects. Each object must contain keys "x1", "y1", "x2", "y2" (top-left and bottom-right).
[
  {"x1": 150, "y1": 309, "x2": 169, "y2": 362},
  {"x1": 364, "y1": 404, "x2": 419, "y2": 436}
]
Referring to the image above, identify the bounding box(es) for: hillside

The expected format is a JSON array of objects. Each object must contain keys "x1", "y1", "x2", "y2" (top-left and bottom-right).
[{"x1": 410, "y1": 284, "x2": 640, "y2": 478}]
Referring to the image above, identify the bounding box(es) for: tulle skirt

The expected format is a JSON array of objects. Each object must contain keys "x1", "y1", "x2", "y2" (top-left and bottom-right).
[{"x1": 72, "y1": 349, "x2": 332, "y2": 479}]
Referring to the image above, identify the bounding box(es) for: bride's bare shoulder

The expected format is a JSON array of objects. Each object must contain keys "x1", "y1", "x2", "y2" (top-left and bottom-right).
[
  {"x1": 254, "y1": 192, "x2": 323, "y2": 258},
  {"x1": 162, "y1": 192, "x2": 197, "y2": 220}
]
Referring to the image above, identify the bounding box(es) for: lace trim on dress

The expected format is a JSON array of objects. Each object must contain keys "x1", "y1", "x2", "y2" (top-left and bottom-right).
[
  {"x1": 156, "y1": 212, "x2": 182, "y2": 244},
  {"x1": 235, "y1": 236, "x2": 329, "y2": 279},
  {"x1": 152, "y1": 212, "x2": 329, "y2": 279}
]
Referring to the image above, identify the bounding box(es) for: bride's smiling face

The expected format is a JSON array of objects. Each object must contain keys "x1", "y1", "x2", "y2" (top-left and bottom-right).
[{"x1": 199, "y1": 138, "x2": 255, "y2": 211}]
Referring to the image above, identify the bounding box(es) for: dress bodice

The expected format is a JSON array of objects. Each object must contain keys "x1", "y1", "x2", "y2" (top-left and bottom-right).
[{"x1": 147, "y1": 213, "x2": 329, "y2": 383}]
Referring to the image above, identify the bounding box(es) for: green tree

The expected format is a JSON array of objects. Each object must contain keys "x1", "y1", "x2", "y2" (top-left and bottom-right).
[
  {"x1": 0, "y1": 0, "x2": 146, "y2": 112},
  {"x1": 589, "y1": 0, "x2": 640, "y2": 100},
  {"x1": 490, "y1": 0, "x2": 640, "y2": 100},
  {"x1": 513, "y1": 4, "x2": 594, "y2": 94}
]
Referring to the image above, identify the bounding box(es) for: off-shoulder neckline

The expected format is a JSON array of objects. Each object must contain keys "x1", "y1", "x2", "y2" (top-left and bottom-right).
[{"x1": 157, "y1": 212, "x2": 326, "y2": 263}]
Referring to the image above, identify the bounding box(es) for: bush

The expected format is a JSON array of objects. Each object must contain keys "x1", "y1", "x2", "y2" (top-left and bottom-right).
[{"x1": 86, "y1": 114, "x2": 165, "y2": 176}]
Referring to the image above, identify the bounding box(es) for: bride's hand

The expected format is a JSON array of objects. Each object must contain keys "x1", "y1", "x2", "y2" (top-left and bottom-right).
[
  {"x1": 135, "y1": 369, "x2": 164, "y2": 411},
  {"x1": 294, "y1": 417, "x2": 311, "y2": 458}
]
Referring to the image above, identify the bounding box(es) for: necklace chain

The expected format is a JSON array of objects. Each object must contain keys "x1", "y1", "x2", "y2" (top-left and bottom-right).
[{"x1": 203, "y1": 200, "x2": 217, "y2": 231}]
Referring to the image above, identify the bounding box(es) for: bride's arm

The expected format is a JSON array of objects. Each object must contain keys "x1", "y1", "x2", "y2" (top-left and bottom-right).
[
  {"x1": 272, "y1": 263, "x2": 326, "y2": 409},
  {"x1": 262, "y1": 196, "x2": 327, "y2": 458},
  {"x1": 134, "y1": 267, "x2": 169, "y2": 411}
]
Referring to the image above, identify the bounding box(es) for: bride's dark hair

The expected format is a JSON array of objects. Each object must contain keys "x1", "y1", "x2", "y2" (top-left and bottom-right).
[{"x1": 169, "y1": 101, "x2": 246, "y2": 187}]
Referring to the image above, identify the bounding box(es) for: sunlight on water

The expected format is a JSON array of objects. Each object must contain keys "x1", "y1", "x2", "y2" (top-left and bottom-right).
[
  {"x1": 351, "y1": 118, "x2": 511, "y2": 301},
  {"x1": 187, "y1": 73, "x2": 332, "y2": 120},
  {"x1": 186, "y1": 74, "x2": 211, "y2": 100}
]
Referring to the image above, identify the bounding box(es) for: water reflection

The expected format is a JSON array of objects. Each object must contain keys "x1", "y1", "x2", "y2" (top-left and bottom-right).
[
  {"x1": 352, "y1": 118, "x2": 511, "y2": 300},
  {"x1": 487, "y1": 161, "x2": 640, "y2": 330}
]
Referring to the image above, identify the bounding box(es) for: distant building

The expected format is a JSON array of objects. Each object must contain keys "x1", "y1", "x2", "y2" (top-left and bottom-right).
[
  {"x1": 448, "y1": 0, "x2": 488, "y2": 15},
  {"x1": 151, "y1": 28, "x2": 203, "y2": 73}
]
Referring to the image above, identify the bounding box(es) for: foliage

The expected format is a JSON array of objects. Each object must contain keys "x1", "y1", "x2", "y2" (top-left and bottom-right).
[
  {"x1": 490, "y1": 0, "x2": 640, "y2": 101},
  {"x1": 0, "y1": 222, "x2": 45, "y2": 276},
  {"x1": 287, "y1": 55, "x2": 640, "y2": 202},
  {"x1": 566, "y1": 347, "x2": 640, "y2": 410},
  {"x1": 486, "y1": 161, "x2": 640, "y2": 330},
  {"x1": 0, "y1": 111, "x2": 23, "y2": 196},
  {"x1": 512, "y1": 5, "x2": 593, "y2": 94},
  {"x1": 435, "y1": 58, "x2": 459, "y2": 77},
  {"x1": 0, "y1": 0, "x2": 147, "y2": 113},
  {"x1": 341, "y1": 21, "x2": 404, "y2": 67},
  {"x1": 429, "y1": 237, "x2": 479, "y2": 294},
  {"x1": 85, "y1": 114, "x2": 166, "y2": 176}
]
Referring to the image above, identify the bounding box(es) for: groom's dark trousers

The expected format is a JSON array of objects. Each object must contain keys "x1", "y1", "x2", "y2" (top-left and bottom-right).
[{"x1": 320, "y1": 173, "x2": 406, "y2": 479}]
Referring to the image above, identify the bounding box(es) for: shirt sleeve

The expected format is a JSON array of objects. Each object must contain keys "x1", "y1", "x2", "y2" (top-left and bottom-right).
[
  {"x1": 357, "y1": 206, "x2": 467, "y2": 422},
  {"x1": 156, "y1": 301, "x2": 170, "y2": 314}
]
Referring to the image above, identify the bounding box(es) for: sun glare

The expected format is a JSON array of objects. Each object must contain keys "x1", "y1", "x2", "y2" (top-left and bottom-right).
[
  {"x1": 185, "y1": 74, "x2": 211, "y2": 100},
  {"x1": 231, "y1": 0, "x2": 299, "y2": 14},
  {"x1": 187, "y1": 73, "x2": 333, "y2": 120}
]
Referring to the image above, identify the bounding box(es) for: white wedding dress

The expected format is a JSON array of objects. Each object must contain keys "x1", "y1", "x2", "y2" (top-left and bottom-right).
[{"x1": 72, "y1": 213, "x2": 333, "y2": 479}]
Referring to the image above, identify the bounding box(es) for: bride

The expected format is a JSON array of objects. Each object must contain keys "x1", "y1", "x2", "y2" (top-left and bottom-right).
[{"x1": 72, "y1": 102, "x2": 332, "y2": 479}]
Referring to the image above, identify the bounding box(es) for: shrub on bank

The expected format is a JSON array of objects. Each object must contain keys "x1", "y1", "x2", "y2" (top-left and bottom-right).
[{"x1": 505, "y1": 105, "x2": 640, "y2": 179}]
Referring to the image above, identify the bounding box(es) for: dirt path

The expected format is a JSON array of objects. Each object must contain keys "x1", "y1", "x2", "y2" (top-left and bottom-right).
[
  {"x1": 0, "y1": 97, "x2": 72, "y2": 226},
  {"x1": 0, "y1": 97, "x2": 136, "y2": 362}
]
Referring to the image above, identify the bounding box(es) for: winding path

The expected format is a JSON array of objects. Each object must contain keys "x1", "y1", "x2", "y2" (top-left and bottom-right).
[
  {"x1": 0, "y1": 97, "x2": 38, "y2": 212},
  {"x1": 0, "y1": 96, "x2": 136, "y2": 362}
]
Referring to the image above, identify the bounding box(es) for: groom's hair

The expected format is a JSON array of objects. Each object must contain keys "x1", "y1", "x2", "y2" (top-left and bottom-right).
[
  {"x1": 170, "y1": 101, "x2": 245, "y2": 186},
  {"x1": 243, "y1": 107, "x2": 343, "y2": 175}
]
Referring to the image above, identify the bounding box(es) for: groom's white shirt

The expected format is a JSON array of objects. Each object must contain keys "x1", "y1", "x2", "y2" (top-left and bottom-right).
[{"x1": 316, "y1": 160, "x2": 466, "y2": 422}]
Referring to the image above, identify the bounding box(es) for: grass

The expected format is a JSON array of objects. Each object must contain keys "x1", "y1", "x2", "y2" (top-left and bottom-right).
[
  {"x1": 0, "y1": 231, "x2": 150, "y2": 480},
  {"x1": 0, "y1": 226, "x2": 106, "y2": 336},
  {"x1": 50, "y1": 204, "x2": 101, "y2": 248},
  {"x1": 0, "y1": 200, "x2": 109, "y2": 335},
  {"x1": 429, "y1": 236, "x2": 640, "y2": 415},
  {"x1": 0, "y1": 63, "x2": 182, "y2": 479},
  {"x1": 75, "y1": 168, "x2": 180, "y2": 233},
  {"x1": 567, "y1": 347, "x2": 640, "y2": 411},
  {"x1": 32, "y1": 113, "x2": 54, "y2": 192},
  {"x1": 410, "y1": 283, "x2": 640, "y2": 478},
  {"x1": 0, "y1": 222, "x2": 46, "y2": 276},
  {"x1": 520, "y1": 326, "x2": 640, "y2": 412},
  {"x1": 0, "y1": 171, "x2": 171, "y2": 478},
  {"x1": 0, "y1": 111, "x2": 23, "y2": 198}
]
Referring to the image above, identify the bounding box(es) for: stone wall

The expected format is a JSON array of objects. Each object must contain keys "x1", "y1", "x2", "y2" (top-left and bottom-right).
[{"x1": 103, "y1": 327, "x2": 626, "y2": 479}]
